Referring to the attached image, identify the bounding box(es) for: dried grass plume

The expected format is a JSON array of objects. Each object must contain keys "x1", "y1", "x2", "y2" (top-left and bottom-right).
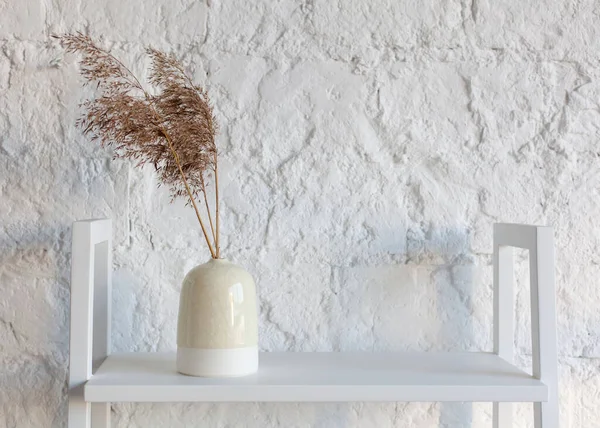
[{"x1": 56, "y1": 32, "x2": 221, "y2": 258}]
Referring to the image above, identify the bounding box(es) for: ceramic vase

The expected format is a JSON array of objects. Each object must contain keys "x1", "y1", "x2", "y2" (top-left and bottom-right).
[{"x1": 176, "y1": 258, "x2": 258, "y2": 377}]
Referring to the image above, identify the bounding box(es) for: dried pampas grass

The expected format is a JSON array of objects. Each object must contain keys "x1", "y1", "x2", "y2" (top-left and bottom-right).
[{"x1": 56, "y1": 33, "x2": 221, "y2": 258}]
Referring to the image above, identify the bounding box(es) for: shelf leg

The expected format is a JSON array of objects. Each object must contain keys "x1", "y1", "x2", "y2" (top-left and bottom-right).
[
  {"x1": 530, "y1": 229, "x2": 558, "y2": 428},
  {"x1": 493, "y1": 224, "x2": 559, "y2": 428},
  {"x1": 493, "y1": 403, "x2": 511, "y2": 428},
  {"x1": 534, "y1": 401, "x2": 558, "y2": 428},
  {"x1": 493, "y1": 232, "x2": 514, "y2": 428},
  {"x1": 68, "y1": 219, "x2": 112, "y2": 428},
  {"x1": 92, "y1": 403, "x2": 111, "y2": 428}
]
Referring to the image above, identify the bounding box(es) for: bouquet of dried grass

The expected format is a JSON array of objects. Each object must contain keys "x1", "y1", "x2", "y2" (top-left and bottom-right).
[{"x1": 56, "y1": 33, "x2": 221, "y2": 258}]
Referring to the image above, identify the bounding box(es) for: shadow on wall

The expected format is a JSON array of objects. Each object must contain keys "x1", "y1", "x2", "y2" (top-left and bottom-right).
[
  {"x1": 317, "y1": 224, "x2": 482, "y2": 426},
  {"x1": 414, "y1": 225, "x2": 477, "y2": 427},
  {"x1": 296, "y1": 225, "x2": 479, "y2": 427},
  {"x1": 0, "y1": 221, "x2": 73, "y2": 426},
  {"x1": 0, "y1": 151, "x2": 123, "y2": 425}
]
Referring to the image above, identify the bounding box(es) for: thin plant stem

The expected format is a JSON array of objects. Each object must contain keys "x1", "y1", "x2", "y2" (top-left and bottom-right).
[
  {"x1": 200, "y1": 174, "x2": 216, "y2": 246},
  {"x1": 164, "y1": 133, "x2": 216, "y2": 258},
  {"x1": 214, "y1": 152, "x2": 220, "y2": 258},
  {"x1": 179, "y1": 70, "x2": 220, "y2": 257},
  {"x1": 174, "y1": 63, "x2": 220, "y2": 257}
]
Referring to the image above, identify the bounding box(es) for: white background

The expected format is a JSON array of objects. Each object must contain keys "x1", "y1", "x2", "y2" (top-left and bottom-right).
[{"x1": 1, "y1": 0, "x2": 599, "y2": 426}]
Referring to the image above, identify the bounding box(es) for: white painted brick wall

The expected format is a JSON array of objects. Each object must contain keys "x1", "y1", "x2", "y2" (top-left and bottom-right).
[{"x1": 1, "y1": 0, "x2": 599, "y2": 426}]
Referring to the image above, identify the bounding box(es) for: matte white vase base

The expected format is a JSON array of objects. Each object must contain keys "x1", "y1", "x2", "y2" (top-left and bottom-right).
[{"x1": 177, "y1": 346, "x2": 259, "y2": 377}]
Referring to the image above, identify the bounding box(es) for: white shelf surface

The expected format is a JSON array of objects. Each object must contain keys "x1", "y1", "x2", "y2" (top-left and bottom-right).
[{"x1": 84, "y1": 352, "x2": 548, "y2": 403}]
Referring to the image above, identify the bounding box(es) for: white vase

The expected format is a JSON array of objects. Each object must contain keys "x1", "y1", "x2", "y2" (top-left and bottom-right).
[{"x1": 176, "y1": 258, "x2": 258, "y2": 377}]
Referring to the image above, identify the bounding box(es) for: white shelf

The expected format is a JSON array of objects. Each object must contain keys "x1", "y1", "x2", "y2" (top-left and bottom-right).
[
  {"x1": 69, "y1": 220, "x2": 559, "y2": 427},
  {"x1": 84, "y1": 351, "x2": 547, "y2": 403}
]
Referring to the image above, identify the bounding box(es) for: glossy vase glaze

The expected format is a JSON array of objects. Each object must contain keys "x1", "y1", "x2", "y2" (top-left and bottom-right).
[{"x1": 176, "y1": 258, "x2": 258, "y2": 377}]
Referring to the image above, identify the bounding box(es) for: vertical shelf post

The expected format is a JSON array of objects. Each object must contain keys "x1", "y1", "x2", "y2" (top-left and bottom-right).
[
  {"x1": 493, "y1": 228, "x2": 514, "y2": 428},
  {"x1": 492, "y1": 224, "x2": 558, "y2": 428},
  {"x1": 530, "y1": 228, "x2": 559, "y2": 428},
  {"x1": 68, "y1": 219, "x2": 112, "y2": 428}
]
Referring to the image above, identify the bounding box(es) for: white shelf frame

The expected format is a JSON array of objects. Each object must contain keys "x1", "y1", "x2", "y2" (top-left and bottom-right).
[
  {"x1": 68, "y1": 219, "x2": 558, "y2": 427},
  {"x1": 493, "y1": 223, "x2": 558, "y2": 428}
]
